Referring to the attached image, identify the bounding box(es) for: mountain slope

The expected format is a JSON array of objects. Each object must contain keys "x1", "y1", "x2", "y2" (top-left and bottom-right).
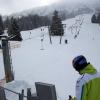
[{"x1": 0, "y1": 14, "x2": 100, "y2": 100}]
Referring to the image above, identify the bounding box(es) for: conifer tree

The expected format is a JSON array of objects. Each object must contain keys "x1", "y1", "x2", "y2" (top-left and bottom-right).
[
  {"x1": 91, "y1": 14, "x2": 97, "y2": 23},
  {"x1": 4, "y1": 17, "x2": 10, "y2": 29},
  {"x1": 50, "y1": 10, "x2": 64, "y2": 36},
  {"x1": 97, "y1": 14, "x2": 100, "y2": 23},
  {"x1": 8, "y1": 17, "x2": 22, "y2": 41},
  {"x1": 0, "y1": 15, "x2": 4, "y2": 35}
]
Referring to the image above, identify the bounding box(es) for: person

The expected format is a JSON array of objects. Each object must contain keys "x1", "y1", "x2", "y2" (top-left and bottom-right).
[{"x1": 71, "y1": 55, "x2": 100, "y2": 100}]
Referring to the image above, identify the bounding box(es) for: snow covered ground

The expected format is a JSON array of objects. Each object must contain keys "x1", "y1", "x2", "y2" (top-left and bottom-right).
[{"x1": 0, "y1": 14, "x2": 100, "y2": 100}]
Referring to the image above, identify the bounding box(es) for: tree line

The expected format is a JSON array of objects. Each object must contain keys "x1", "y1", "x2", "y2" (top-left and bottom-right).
[
  {"x1": 0, "y1": 15, "x2": 23, "y2": 41},
  {"x1": 0, "y1": 14, "x2": 51, "y2": 41},
  {"x1": 4, "y1": 14, "x2": 51, "y2": 31},
  {"x1": 0, "y1": 10, "x2": 64, "y2": 41}
]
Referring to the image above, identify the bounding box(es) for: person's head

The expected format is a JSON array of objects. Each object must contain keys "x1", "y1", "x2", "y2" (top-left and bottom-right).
[{"x1": 72, "y1": 55, "x2": 89, "y2": 72}]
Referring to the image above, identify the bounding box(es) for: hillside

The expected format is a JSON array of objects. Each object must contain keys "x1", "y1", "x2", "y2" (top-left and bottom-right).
[{"x1": 0, "y1": 14, "x2": 100, "y2": 100}]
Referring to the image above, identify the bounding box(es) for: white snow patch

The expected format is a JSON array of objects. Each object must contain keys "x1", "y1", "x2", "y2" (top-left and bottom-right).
[{"x1": 0, "y1": 14, "x2": 100, "y2": 100}]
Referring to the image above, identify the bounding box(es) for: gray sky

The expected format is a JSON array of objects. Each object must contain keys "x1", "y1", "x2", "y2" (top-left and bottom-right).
[
  {"x1": 0, "y1": 0, "x2": 60, "y2": 15},
  {"x1": 0, "y1": 0, "x2": 99, "y2": 15}
]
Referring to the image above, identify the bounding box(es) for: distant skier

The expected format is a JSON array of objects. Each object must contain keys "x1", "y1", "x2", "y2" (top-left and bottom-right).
[{"x1": 71, "y1": 55, "x2": 100, "y2": 100}]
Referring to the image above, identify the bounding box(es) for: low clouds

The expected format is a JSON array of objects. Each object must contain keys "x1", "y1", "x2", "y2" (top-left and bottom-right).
[
  {"x1": 0, "y1": 0, "x2": 99, "y2": 15},
  {"x1": 0, "y1": 0, "x2": 15, "y2": 15},
  {"x1": 0, "y1": 0, "x2": 14, "y2": 7},
  {"x1": 0, "y1": 0, "x2": 58, "y2": 15}
]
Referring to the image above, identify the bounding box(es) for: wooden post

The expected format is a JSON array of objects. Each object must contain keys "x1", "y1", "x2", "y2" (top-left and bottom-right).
[
  {"x1": 19, "y1": 89, "x2": 24, "y2": 100},
  {"x1": 48, "y1": 26, "x2": 52, "y2": 44},
  {"x1": 27, "y1": 88, "x2": 32, "y2": 100},
  {"x1": 60, "y1": 35, "x2": 62, "y2": 44},
  {"x1": 0, "y1": 86, "x2": 6, "y2": 100},
  {"x1": 1, "y1": 38, "x2": 14, "y2": 83},
  {"x1": 60, "y1": 24, "x2": 66, "y2": 44},
  {"x1": 49, "y1": 35, "x2": 52, "y2": 44}
]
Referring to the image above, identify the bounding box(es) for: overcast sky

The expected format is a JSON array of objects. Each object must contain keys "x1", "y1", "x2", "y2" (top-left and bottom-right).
[{"x1": 0, "y1": 0, "x2": 99, "y2": 16}]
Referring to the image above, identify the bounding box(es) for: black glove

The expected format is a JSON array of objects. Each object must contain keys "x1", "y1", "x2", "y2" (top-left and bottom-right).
[{"x1": 68, "y1": 95, "x2": 72, "y2": 100}]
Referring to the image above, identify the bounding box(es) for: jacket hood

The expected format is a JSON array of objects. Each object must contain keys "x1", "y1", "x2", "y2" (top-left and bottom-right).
[{"x1": 79, "y1": 64, "x2": 97, "y2": 75}]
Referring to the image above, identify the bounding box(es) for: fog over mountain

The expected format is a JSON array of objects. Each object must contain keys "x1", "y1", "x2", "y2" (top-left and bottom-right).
[
  {"x1": 1, "y1": 0, "x2": 100, "y2": 16},
  {"x1": 9, "y1": 2, "x2": 93, "y2": 18},
  {"x1": 2, "y1": 0, "x2": 100, "y2": 20}
]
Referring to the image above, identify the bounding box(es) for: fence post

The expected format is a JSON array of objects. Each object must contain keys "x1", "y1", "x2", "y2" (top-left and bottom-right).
[
  {"x1": 19, "y1": 89, "x2": 24, "y2": 100},
  {"x1": 27, "y1": 88, "x2": 32, "y2": 100},
  {"x1": 0, "y1": 86, "x2": 6, "y2": 100}
]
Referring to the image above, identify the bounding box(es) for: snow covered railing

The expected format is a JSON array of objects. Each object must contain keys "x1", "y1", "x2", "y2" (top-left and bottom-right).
[
  {"x1": 0, "y1": 86, "x2": 34, "y2": 100},
  {"x1": 0, "y1": 82, "x2": 57, "y2": 100}
]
